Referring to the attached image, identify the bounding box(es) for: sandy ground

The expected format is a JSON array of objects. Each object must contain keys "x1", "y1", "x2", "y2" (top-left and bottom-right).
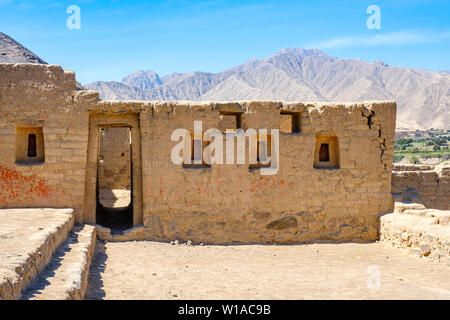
[
  {"x1": 98, "y1": 189, "x2": 131, "y2": 208},
  {"x1": 85, "y1": 241, "x2": 450, "y2": 300}
]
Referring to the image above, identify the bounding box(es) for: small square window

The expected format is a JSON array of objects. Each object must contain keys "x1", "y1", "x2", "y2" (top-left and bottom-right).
[
  {"x1": 16, "y1": 127, "x2": 45, "y2": 164},
  {"x1": 280, "y1": 111, "x2": 301, "y2": 133},
  {"x1": 314, "y1": 136, "x2": 339, "y2": 169},
  {"x1": 219, "y1": 112, "x2": 242, "y2": 131}
]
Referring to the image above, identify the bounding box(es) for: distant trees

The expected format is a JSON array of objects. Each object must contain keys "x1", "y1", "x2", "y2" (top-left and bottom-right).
[
  {"x1": 430, "y1": 137, "x2": 448, "y2": 151},
  {"x1": 395, "y1": 130, "x2": 449, "y2": 165},
  {"x1": 395, "y1": 134, "x2": 449, "y2": 152},
  {"x1": 395, "y1": 138, "x2": 413, "y2": 150},
  {"x1": 410, "y1": 156, "x2": 420, "y2": 164},
  {"x1": 393, "y1": 154, "x2": 404, "y2": 162}
]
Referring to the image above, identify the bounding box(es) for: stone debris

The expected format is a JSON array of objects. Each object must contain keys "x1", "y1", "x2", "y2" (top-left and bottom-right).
[
  {"x1": 380, "y1": 202, "x2": 450, "y2": 267},
  {"x1": 392, "y1": 162, "x2": 450, "y2": 210}
]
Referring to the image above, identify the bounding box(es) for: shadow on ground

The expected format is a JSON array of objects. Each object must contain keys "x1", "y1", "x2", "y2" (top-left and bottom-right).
[
  {"x1": 84, "y1": 241, "x2": 108, "y2": 300},
  {"x1": 20, "y1": 230, "x2": 80, "y2": 300}
]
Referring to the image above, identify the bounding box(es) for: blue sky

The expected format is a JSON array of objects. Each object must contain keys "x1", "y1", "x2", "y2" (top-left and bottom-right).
[{"x1": 1, "y1": 0, "x2": 449, "y2": 84}]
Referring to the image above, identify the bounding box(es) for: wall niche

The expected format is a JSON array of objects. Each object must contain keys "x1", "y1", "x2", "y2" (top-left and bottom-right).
[
  {"x1": 280, "y1": 111, "x2": 301, "y2": 134},
  {"x1": 16, "y1": 127, "x2": 45, "y2": 164},
  {"x1": 314, "y1": 135, "x2": 339, "y2": 169}
]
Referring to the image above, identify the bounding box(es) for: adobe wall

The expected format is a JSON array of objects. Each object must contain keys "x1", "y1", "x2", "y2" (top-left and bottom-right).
[
  {"x1": 392, "y1": 162, "x2": 450, "y2": 210},
  {"x1": 98, "y1": 127, "x2": 131, "y2": 190},
  {"x1": 90, "y1": 99, "x2": 396, "y2": 243},
  {"x1": 0, "y1": 64, "x2": 397, "y2": 243},
  {"x1": 0, "y1": 64, "x2": 97, "y2": 223}
]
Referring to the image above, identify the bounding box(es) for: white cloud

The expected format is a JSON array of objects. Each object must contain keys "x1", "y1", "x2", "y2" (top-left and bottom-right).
[{"x1": 309, "y1": 30, "x2": 450, "y2": 49}]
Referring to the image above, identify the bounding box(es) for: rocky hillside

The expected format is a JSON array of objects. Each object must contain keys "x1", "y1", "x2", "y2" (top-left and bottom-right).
[
  {"x1": 0, "y1": 32, "x2": 47, "y2": 64},
  {"x1": 85, "y1": 48, "x2": 449, "y2": 130}
]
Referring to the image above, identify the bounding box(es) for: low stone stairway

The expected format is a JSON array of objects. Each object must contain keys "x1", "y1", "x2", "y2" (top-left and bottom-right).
[
  {"x1": 0, "y1": 208, "x2": 96, "y2": 300},
  {"x1": 380, "y1": 202, "x2": 450, "y2": 267},
  {"x1": 21, "y1": 225, "x2": 96, "y2": 300}
]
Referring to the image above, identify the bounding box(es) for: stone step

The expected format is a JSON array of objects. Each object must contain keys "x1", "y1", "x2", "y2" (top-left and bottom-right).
[
  {"x1": 21, "y1": 224, "x2": 96, "y2": 300},
  {"x1": 0, "y1": 208, "x2": 75, "y2": 300},
  {"x1": 380, "y1": 208, "x2": 450, "y2": 267},
  {"x1": 394, "y1": 202, "x2": 450, "y2": 226}
]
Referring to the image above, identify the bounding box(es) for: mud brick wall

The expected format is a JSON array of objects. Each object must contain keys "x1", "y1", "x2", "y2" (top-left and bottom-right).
[
  {"x1": 0, "y1": 64, "x2": 97, "y2": 223},
  {"x1": 392, "y1": 162, "x2": 450, "y2": 210},
  {"x1": 138, "y1": 100, "x2": 396, "y2": 243},
  {"x1": 98, "y1": 127, "x2": 131, "y2": 190}
]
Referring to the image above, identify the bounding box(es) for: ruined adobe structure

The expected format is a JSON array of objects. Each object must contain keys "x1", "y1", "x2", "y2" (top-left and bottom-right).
[
  {"x1": 392, "y1": 163, "x2": 450, "y2": 210},
  {"x1": 0, "y1": 64, "x2": 397, "y2": 244},
  {"x1": 382, "y1": 161, "x2": 450, "y2": 266}
]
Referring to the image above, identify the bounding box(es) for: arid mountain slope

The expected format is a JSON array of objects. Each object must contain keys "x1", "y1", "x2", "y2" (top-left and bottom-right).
[
  {"x1": 85, "y1": 48, "x2": 449, "y2": 129},
  {"x1": 0, "y1": 32, "x2": 47, "y2": 64}
]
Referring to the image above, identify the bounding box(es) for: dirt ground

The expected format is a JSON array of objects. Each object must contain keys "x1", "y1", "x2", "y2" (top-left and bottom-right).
[{"x1": 85, "y1": 241, "x2": 450, "y2": 300}]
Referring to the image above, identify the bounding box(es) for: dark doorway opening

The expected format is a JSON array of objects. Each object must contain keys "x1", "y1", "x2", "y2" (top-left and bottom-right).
[
  {"x1": 96, "y1": 126, "x2": 133, "y2": 233},
  {"x1": 96, "y1": 203, "x2": 133, "y2": 232}
]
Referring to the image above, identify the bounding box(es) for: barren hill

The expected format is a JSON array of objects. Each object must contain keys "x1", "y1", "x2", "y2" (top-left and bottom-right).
[{"x1": 0, "y1": 32, "x2": 47, "y2": 64}]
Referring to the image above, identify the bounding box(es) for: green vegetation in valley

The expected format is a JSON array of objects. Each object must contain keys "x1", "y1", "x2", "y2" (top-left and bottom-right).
[{"x1": 394, "y1": 129, "x2": 450, "y2": 164}]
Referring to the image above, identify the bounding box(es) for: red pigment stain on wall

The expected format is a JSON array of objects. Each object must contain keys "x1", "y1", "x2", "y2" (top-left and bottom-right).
[
  {"x1": 0, "y1": 165, "x2": 61, "y2": 205},
  {"x1": 248, "y1": 176, "x2": 293, "y2": 195}
]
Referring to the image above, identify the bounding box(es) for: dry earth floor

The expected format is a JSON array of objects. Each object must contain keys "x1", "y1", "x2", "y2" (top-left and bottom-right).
[{"x1": 85, "y1": 241, "x2": 450, "y2": 300}]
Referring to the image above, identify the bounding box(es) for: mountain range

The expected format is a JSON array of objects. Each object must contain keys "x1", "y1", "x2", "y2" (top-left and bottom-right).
[
  {"x1": 0, "y1": 32, "x2": 447, "y2": 130},
  {"x1": 0, "y1": 32, "x2": 47, "y2": 64},
  {"x1": 84, "y1": 48, "x2": 449, "y2": 130}
]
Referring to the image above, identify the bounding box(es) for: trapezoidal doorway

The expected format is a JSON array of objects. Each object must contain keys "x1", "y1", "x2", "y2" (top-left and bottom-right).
[
  {"x1": 84, "y1": 113, "x2": 143, "y2": 232},
  {"x1": 97, "y1": 126, "x2": 133, "y2": 231}
]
